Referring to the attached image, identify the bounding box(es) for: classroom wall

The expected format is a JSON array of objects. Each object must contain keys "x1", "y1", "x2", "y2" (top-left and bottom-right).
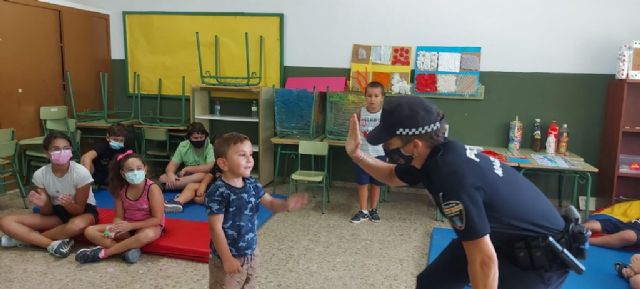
[
  {"x1": 110, "y1": 59, "x2": 610, "y2": 200},
  {"x1": 68, "y1": 0, "x2": 634, "y2": 201},
  {"x1": 71, "y1": 0, "x2": 639, "y2": 74}
]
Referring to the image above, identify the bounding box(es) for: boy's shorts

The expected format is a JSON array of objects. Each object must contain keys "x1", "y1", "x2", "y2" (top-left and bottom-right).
[
  {"x1": 354, "y1": 155, "x2": 386, "y2": 186},
  {"x1": 594, "y1": 216, "x2": 640, "y2": 246},
  {"x1": 52, "y1": 204, "x2": 99, "y2": 224},
  {"x1": 209, "y1": 252, "x2": 258, "y2": 289}
]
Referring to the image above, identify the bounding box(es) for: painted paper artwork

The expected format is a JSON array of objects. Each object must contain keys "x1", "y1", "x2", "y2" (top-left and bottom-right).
[
  {"x1": 414, "y1": 46, "x2": 481, "y2": 98},
  {"x1": 350, "y1": 44, "x2": 412, "y2": 93}
]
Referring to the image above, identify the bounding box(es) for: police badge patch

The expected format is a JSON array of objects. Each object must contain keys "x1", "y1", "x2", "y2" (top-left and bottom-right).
[{"x1": 442, "y1": 201, "x2": 465, "y2": 230}]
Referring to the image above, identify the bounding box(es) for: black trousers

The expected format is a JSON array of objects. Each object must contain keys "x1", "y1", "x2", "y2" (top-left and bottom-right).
[{"x1": 417, "y1": 239, "x2": 569, "y2": 289}]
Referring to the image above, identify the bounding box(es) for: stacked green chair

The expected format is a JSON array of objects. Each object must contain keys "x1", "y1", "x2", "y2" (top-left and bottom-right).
[{"x1": 0, "y1": 140, "x2": 28, "y2": 208}]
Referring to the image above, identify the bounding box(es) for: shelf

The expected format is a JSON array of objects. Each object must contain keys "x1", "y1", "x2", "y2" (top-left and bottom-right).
[
  {"x1": 622, "y1": 127, "x2": 640, "y2": 132},
  {"x1": 195, "y1": 114, "x2": 259, "y2": 122},
  {"x1": 619, "y1": 172, "x2": 640, "y2": 178}
]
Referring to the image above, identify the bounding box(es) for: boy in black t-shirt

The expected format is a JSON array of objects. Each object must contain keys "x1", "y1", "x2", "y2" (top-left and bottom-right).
[{"x1": 80, "y1": 123, "x2": 129, "y2": 186}]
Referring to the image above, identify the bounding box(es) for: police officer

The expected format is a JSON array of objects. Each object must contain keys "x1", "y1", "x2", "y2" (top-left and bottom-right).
[{"x1": 345, "y1": 96, "x2": 572, "y2": 289}]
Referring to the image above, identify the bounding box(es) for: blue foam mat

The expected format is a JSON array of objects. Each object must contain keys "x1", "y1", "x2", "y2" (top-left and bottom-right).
[
  {"x1": 93, "y1": 189, "x2": 284, "y2": 229},
  {"x1": 429, "y1": 227, "x2": 636, "y2": 289}
]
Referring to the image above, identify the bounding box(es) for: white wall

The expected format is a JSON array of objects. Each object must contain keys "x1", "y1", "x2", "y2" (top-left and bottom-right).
[{"x1": 69, "y1": 0, "x2": 640, "y2": 74}]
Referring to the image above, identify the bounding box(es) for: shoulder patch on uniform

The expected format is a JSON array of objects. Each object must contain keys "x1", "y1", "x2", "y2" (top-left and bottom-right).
[{"x1": 442, "y1": 201, "x2": 465, "y2": 230}]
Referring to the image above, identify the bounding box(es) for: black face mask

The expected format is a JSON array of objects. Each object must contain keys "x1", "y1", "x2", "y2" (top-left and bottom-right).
[
  {"x1": 384, "y1": 147, "x2": 414, "y2": 165},
  {"x1": 190, "y1": 139, "x2": 206, "y2": 149}
]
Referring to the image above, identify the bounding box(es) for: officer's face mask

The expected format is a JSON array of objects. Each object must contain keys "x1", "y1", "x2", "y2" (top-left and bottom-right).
[{"x1": 384, "y1": 141, "x2": 414, "y2": 165}]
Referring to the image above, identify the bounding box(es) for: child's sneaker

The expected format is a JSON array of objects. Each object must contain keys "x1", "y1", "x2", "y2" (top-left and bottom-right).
[
  {"x1": 75, "y1": 246, "x2": 103, "y2": 264},
  {"x1": 121, "y1": 248, "x2": 141, "y2": 264},
  {"x1": 369, "y1": 208, "x2": 381, "y2": 223},
  {"x1": 47, "y1": 239, "x2": 74, "y2": 258},
  {"x1": 164, "y1": 200, "x2": 183, "y2": 213},
  {"x1": 1, "y1": 235, "x2": 25, "y2": 248},
  {"x1": 350, "y1": 210, "x2": 369, "y2": 223}
]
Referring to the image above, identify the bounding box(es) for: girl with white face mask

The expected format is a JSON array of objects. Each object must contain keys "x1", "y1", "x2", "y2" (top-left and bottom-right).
[
  {"x1": 0, "y1": 132, "x2": 97, "y2": 258},
  {"x1": 76, "y1": 151, "x2": 165, "y2": 264}
]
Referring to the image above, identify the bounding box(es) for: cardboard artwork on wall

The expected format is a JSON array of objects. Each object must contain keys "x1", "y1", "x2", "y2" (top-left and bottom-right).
[
  {"x1": 350, "y1": 44, "x2": 412, "y2": 92},
  {"x1": 414, "y1": 46, "x2": 482, "y2": 99}
]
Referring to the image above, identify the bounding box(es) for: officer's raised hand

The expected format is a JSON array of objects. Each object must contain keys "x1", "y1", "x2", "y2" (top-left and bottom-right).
[{"x1": 345, "y1": 113, "x2": 362, "y2": 159}]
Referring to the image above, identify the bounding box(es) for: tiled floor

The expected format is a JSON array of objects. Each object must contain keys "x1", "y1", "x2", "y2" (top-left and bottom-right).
[{"x1": 0, "y1": 184, "x2": 445, "y2": 289}]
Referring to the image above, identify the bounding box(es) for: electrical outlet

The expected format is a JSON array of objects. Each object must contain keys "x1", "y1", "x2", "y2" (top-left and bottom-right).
[{"x1": 578, "y1": 196, "x2": 597, "y2": 211}]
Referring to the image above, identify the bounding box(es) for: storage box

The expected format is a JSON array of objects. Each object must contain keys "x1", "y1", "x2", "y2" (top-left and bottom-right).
[
  {"x1": 619, "y1": 154, "x2": 640, "y2": 174},
  {"x1": 274, "y1": 88, "x2": 325, "y2": 139},
  {"x1": 325, "y1": 92, "x2": 365, "y2": 140}
]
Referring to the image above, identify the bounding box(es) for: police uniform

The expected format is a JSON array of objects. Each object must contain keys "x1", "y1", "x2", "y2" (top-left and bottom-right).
[{"x1": 366, "y1": 96, "x2": 574, "y2": 289}]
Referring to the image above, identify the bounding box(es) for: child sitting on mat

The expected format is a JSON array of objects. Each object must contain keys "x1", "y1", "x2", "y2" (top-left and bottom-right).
[
  {"x1": 75, "y1": 151, "x2": 164, "y2": 264},
  {"x1": 162, "y1": 122, "x2": 215, "y2": 213},
  {"x1": 206, "y1": 132, "x2": 308, "y2": 289},
  {"x1": 0, "y1": 131, "x2": 97, "y2": 258},
  {"x1": 350, "y1": 81, "x2": 386, "y2": 224},
  {"x1": 80, "y1": 122, "x2": 130, "y2": 187},
  {"x1": 615, "y1": 254, "x2": 640, "y2": 289}
]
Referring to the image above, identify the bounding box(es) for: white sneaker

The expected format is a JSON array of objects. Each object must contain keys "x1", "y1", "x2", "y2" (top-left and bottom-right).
[
  {"x1": 1, "y1": 235, "x2": 24, "y2": 248},
  {"x1": 47, "y1": 239, "x2": 74, "y2": 258}
]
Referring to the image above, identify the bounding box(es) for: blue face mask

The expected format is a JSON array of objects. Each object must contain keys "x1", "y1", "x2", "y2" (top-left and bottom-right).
[
  {"x1": 124, "y1": 170, "x2": 145, "y2": 184},
  {"x1": 109, "y1": 140, "x2": 125, "y2": 150}
]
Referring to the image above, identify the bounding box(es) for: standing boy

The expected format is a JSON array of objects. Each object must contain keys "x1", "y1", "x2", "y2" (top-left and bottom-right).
[{"x1": 206, "y1": 132, "x2": 307, "y2": 289}]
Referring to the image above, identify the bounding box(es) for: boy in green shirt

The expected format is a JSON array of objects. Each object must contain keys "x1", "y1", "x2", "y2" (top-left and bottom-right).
[{"x1": 161, "y1": 122, "x2": 214, "y2": 212}]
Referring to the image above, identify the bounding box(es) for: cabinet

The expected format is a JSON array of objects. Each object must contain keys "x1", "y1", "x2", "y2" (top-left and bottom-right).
[
  {"x1": 599, "y1": 79, "x2": 640, "y2": 202},
  {"x1": 191, "y1": 85, "x2": 274, "y2": 185}
]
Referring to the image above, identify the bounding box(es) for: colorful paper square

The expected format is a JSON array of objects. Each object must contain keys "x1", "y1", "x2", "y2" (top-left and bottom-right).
[
  {"x1": 415, "y1": 73, "x2": 437, "y2": 93},
  {"x1": 372, "y1": 72, "x2": 392, "y2": 91},
  {"x1": 391, "y1": 46, "x2": 412, "y2": 66},
  {"x1": 456, "y1": 75, "x2": 478, "y2": 94},
  {"x1": 437, "y1": 52, "x2": 461, "y2": 72},
  {"x1": 460, "y1": 53, "x2": 481, "y2": 71},
  {"x1": 351, "y1": 44, "x2": 371, "y2": 64},
  {"x1": 436, "y1": 74, "x2": 457, "y2": 93}
]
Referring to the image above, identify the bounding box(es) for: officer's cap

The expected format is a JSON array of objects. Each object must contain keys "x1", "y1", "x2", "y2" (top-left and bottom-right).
[{"x1": 367, "y1": 95, "x2": 443, "y2": 146}]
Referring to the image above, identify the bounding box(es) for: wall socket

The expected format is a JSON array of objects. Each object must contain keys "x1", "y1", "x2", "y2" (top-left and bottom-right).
[{"x1": 578, "y1": 196, "x2": 597, "y2": 211}]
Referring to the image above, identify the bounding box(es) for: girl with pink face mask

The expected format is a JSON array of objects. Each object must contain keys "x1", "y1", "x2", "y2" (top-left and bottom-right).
[{"x1": 0, "y1": 132, "x2": 98, "y2": 258}]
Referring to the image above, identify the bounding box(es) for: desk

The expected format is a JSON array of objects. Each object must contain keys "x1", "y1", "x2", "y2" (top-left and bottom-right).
[
  {"x1": 271, "y1": 136, "x2": 324, "y2": 194},
  {"x1": 486, "y1": 147, "x2": 598, "y2": 219}
]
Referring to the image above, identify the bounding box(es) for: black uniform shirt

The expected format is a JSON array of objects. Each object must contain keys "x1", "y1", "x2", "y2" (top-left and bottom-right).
[{"x1": 397, "y1": 139, "x2": 565, "y2": 243}]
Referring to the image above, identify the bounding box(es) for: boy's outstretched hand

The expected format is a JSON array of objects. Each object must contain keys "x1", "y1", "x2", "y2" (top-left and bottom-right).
[{"x1": 286, "y1": 193, "x2": 309, "y2": 212}]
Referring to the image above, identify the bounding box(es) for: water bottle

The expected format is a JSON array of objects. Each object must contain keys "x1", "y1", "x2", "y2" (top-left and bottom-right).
[
  {"x1": 251, "y1": 101, "x2": 258, "y2": 118},
  {"x1": 214, "y1": 100, "x2": 221, "y2": 116},
  {"x1": 546, "y1": 133, "x2": 556, "y2": 154},
  {"x1": 547, "y1": 121, "x2": 559, "y2": 151},
  {"x1": 557, "y1": 124, "x2": 569, "y2": 155},
  {"x1": 532, "y1": 119, "x2": 542, "y2": 152}
]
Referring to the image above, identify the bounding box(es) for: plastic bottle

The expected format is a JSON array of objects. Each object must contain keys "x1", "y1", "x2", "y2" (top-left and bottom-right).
[
  {"x1": 214, "y1": 100, "x2": 221, "y2": 116},
  {"x1": 557, "y1": 124, "x2": 569, "y2": 155},
  {"x1": 547, "y1": 121, "x2": 559, "y2": 151},
  {"x1": 251, "y1": 101, "x2": 258, "y2": 118},
  {"x1": 532, "y1": 118, "x2": 542, "y2": 152},
  {"x1": 508, "y1": 115, "x2": 523, "y2": 153},
  {"x1": 546, "y1": 133, "x2": 556, "y2": 154}
]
